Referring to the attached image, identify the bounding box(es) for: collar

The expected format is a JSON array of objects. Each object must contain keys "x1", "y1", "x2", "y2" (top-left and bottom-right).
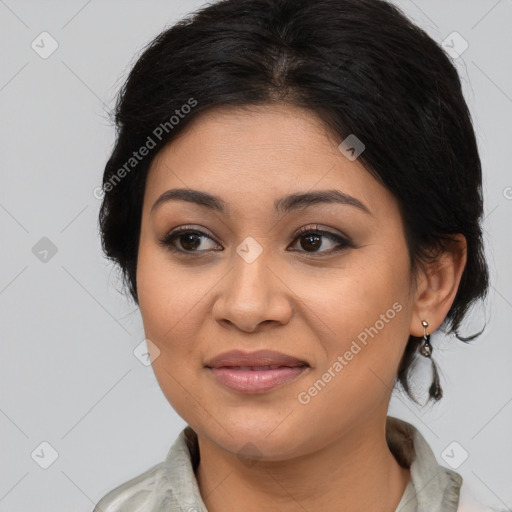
[
  {"x1": 93, "y1": 416, "x2": 463, "y2": 512},
  {"x1": 386, "y1": 416, "x2": 462, "y2": 511}
]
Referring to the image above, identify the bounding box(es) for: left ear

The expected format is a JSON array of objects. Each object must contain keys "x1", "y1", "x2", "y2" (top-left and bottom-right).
[{"x1": 409, "y1": 234, "x2": 467, "y2": 337}]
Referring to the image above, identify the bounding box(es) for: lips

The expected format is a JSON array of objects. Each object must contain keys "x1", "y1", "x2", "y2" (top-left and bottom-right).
[
  {"x1": 205, "y1": 350, "x2": 310, "y2": 394},
  {"x1": 205, "y1": 349, "x2": 309, "y2": 369}
]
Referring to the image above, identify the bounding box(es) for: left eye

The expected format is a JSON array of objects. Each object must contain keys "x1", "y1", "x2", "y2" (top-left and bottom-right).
[
  {"x1": 158, "y1": 226, "x2": 352, "y2": 255},
  {"x1": 288, "y1": 227, "x2": 352, "y2": 254}
]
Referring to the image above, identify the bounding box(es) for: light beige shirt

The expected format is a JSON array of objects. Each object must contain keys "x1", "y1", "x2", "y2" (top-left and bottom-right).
[{"x1": 92, "y1": 416, "x2": 490, "y2": 512}]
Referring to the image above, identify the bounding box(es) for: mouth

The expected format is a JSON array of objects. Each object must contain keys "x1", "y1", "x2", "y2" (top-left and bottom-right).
[{"x1": 205, "y1": 350, "x2": 310, "y2": 394}]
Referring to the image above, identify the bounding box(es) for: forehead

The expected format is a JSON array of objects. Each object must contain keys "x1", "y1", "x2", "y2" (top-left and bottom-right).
[
  {"x1": 151, "y1": 103, "x2": 341, "y2": 171},
  {"x1": 144, "y1": 104, "x2": 397, "y2": 219}
]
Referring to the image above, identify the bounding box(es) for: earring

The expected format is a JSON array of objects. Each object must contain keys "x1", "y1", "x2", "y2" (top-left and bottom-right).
[
  {"x1": 419, "y1": 320, "x2": 432, "y2": 357},
  {"x1": 418, "y1": 320, "x2": 443, "y2": 401}
]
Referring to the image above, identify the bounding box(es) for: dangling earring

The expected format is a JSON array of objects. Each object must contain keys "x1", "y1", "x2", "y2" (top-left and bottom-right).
[
  {"x1": 419, "y1": 320, "x2": 432, "y2": 357},
  {"x1": 419, "y1": 320, "x2": 443, "y2": 400}
]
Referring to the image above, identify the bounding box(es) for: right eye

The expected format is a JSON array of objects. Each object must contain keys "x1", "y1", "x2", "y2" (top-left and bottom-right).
[{"x1": 158, "y1": 226, "x2": 222, "y2": 255}]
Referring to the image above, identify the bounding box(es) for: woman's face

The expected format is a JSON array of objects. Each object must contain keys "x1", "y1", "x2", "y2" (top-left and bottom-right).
[{"x1": 136, "y1": 104, "x2": 420, "y2": 460}]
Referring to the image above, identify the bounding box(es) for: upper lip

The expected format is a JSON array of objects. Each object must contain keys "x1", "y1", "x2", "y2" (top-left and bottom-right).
[{"x1": 205, "y1": 350, "x2": 309, "y2": 368}]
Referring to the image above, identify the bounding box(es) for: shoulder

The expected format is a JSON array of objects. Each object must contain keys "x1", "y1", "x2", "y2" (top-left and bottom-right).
[
  {"x1": 92, "y1": 427, "x2": 202, "y2": 512},
  {"x1": 92, "y1": 460, "x2": 171, "y2": 512}
]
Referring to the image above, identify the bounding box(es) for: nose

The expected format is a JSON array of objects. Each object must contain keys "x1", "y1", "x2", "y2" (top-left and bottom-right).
[{"x1": 212, "y1": 249, "x2": 293, "y2": 333}]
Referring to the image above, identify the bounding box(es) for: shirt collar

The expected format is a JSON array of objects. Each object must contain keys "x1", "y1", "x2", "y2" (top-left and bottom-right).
[
  {"x1": 386, "y1": 416, "x2": 463, "y2": 511},
  {"x1": 94, "y1": 415, "x2": 463, "y2": 512},
  {"x1": 163, "y1": 415, "x2": 462, "y2": 512}
]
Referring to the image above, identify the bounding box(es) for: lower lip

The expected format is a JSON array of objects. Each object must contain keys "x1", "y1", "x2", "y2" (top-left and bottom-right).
[{"x1": 207, "y1": 366, "x2": 309, "y2": 393}]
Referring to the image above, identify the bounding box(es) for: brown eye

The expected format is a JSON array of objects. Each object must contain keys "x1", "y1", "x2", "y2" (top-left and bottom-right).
[
  {"x1": 159, "y1": 227, "x2": 221, "y2": 254},
  {"x1": 177, "y1": 232, "x2": 202, "y2": 251},
  {"x1": 299, "y1": 233, "x2": 323, "y2": 252},
  {"x1": 289, "y1": 226, "x2": 353, "y2": 255},
  {"x1": 158, "y1": 225, "x2": 353, "y2": 256}
]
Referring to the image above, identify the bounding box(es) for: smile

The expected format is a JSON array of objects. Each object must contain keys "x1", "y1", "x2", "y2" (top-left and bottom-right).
[{"x1": 207, "y1": 365, "x2": 309, "y2": 393}]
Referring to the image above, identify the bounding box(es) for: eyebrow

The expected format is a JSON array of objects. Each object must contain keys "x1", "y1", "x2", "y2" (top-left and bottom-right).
[{"x1": 150, "y1": 188, "x2": 372, "y2": 216}]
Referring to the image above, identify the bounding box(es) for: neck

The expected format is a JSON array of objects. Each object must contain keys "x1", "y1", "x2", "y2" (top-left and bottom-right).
[{"x1": 195, "y1": 415, "x2": 411, "y2": 512}]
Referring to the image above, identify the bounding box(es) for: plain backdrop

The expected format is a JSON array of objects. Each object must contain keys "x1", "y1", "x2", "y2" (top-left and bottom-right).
[{"x1": 0, "y1": 1, "x2": 511, "y2": 510}]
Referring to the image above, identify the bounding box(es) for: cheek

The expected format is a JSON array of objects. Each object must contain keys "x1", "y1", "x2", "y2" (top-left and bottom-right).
[
  {"x1": 136, "y1": 252, "x2": 204, "y2": 416},
  {"x1": 304, "y1": 253, "x2": 411, "y2": 388},
  {"x1": 136, "y1": 246, "x2": 217, "y2": 391},
  {"x1": 310, "y1": 257, "x2": 408, "y2": 336},
  {"x1": 137, "y1": 243, "x2": 205, "y2": 337}
]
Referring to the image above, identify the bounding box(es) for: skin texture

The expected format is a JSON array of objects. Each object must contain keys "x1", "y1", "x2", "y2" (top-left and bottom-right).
[{"x1": 136, "y1": 104, "x2": 467, "y2": 512}]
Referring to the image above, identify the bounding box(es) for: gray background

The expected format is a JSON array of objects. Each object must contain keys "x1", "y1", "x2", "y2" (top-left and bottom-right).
[{"x1": 0, "y1": 1, "x2": 510, "y2": 510}]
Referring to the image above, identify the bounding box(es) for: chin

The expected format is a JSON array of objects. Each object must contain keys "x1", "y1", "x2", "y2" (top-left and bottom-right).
[{"x1": 193, "y1": 412, "x2": 314, "y2": 461}]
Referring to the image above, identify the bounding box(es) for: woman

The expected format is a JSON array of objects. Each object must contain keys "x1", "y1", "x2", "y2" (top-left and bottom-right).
[{"x1": 93, "y1": 0, "x2": 495, "y2": 510}]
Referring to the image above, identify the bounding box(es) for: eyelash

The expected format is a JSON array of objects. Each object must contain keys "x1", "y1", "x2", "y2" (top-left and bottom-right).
[{"x1": 158, "y1": 224, "x2": 354, "y2": 256}]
